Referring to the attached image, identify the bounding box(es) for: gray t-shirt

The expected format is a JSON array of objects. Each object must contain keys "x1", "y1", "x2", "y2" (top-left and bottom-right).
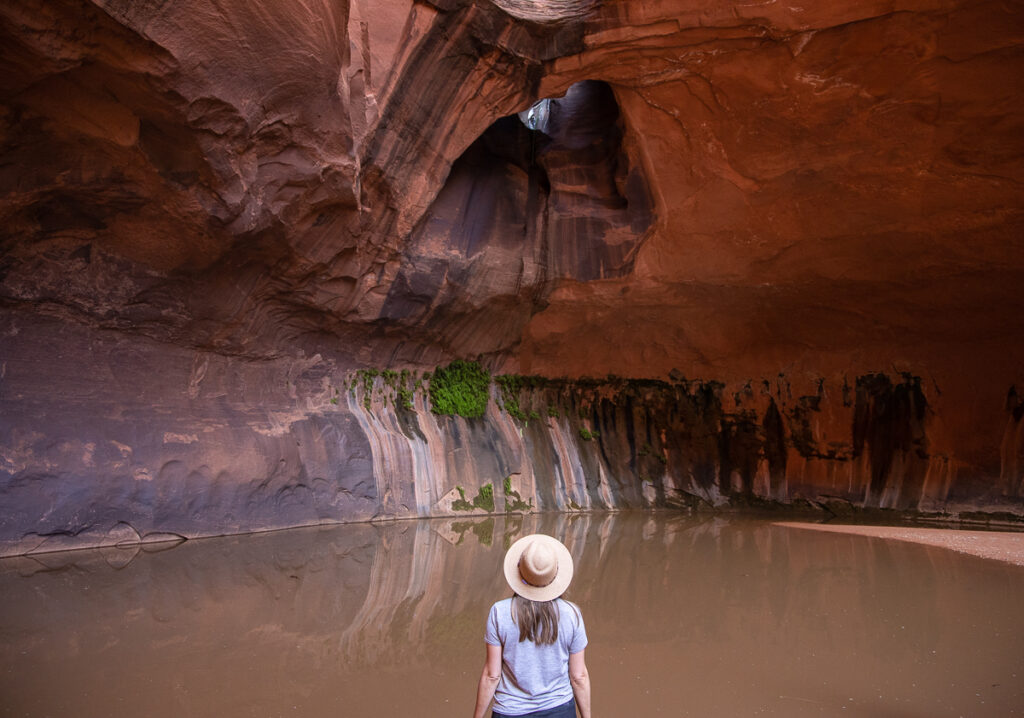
[{"x1": 484, "y1": 597, "x2": 588, "y2": 715}]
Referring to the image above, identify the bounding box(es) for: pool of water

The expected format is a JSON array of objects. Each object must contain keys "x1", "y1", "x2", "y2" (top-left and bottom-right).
[{"x1": 1, "y1": 513, "x2": 1021, "y2": 717}]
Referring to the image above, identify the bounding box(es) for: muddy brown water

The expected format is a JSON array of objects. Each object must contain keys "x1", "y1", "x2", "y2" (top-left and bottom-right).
[{"x1": 1, "y1": 513, "x2": 1021, "y2": 717}]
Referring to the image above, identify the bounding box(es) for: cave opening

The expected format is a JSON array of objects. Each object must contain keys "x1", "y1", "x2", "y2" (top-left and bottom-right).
[
  {"x1": 380, "y1": 78, "x2": 652, "y2": 331},
  {"x1": 403, "y1": 78, "x2": 648, "y2": 268},
  {"x1": 515, "y1": 80, "x2": 621, "y2": 149}
]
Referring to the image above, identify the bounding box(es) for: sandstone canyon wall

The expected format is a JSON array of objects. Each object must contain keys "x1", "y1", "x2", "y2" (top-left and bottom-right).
[{"x1": 1, "y1": 0, "x2": 1022, "y2": 554}]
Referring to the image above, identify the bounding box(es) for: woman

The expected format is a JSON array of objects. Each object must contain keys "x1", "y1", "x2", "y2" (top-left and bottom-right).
[{"x1": 472, "y1": 534, "x2": 592, "y2": 718}]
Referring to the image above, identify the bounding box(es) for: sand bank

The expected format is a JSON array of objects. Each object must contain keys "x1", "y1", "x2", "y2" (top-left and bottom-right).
[{"x1": 776, "y1": 522, "x2": 1024, "y2": 567}]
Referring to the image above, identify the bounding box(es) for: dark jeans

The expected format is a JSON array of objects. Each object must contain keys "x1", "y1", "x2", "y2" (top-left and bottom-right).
[{"x1": 492, "y1": 698, "x2": 576, "y2": 718}]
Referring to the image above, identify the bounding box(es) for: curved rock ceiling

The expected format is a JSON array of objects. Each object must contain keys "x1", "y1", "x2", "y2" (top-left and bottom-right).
[{"x1": 0, "y1": 0, "x2": 1022, "y2": 551}]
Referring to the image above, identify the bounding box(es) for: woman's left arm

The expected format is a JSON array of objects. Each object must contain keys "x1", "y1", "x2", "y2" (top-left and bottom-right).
[
  {"x1": 471, "y1": 643, "x2": 503, "y2": 718},
  {"x1": 569, "y1": 650, "x2": 591, "y2": 718}
]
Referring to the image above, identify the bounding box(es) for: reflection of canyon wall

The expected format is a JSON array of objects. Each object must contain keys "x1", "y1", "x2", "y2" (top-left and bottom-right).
[{"x1": 2, "y1": 514, "x2": 1021, "y2": 716}]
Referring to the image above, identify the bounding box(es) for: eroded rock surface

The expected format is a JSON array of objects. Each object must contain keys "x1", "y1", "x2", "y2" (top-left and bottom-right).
[{"x1": 1, "y1": 0, "x2": 1022, "y2": 552}]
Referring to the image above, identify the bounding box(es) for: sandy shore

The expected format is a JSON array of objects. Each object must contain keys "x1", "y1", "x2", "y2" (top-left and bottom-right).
[{"x1": 776, "y1": 521, "x2": 1024, "y2": 567}]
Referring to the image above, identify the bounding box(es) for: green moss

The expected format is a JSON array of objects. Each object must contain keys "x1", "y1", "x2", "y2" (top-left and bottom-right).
[
  {"x1": 502, "y1": 475, "x2": 533, "y2": 512},
  {"x1": 397, "y1": 385, "x2": 414, "y2": 411},
  {"x1": 639, "y1": 443, "x2": 666, "y2": 463},
  {"x1": 579, "y1": 428, "x2": 593, "y2": 441},
  {"x1": 547, "y1": 406, "x2": 560, "y2": 418},
  {"x1": 452, "y1": 485, "x2": 472, "y2": 511},
  {"x1": 356, "y1": 369, "x2": 380, "y2": 410},
  {"x1": 473, "y1": 483, "x2": 494, "y2": 512},
  {"x1": 451, "y1": 483, "x2": 495, "y2": 512},
  {"x1": 393, "y1": 369, "x2": 415, "y2": 411},
  {"x1": 495, "y1": 374, "x2": 527, "y2": 420},
  {"x1": 429, "y1": 360, "x2": 490, "y2": 418},
  {"x1": 358, "y1": 368, "x2": 379, "y2": 386}
]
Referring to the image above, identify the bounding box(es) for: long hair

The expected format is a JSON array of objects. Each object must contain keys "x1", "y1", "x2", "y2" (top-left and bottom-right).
[{"x1": 512, "y1": 595, "x2": 560, "y2": 645}]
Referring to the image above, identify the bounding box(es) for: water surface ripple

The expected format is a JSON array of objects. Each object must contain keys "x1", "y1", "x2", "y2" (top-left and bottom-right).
[{"x1": 1, "y1": 513, "x2": 1021, "y2": 717}]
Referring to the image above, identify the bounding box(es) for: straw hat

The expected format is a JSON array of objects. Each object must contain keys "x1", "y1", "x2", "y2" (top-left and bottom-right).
[{"x1": 503, "y1": 534, "x2": 574, "y2": 602}]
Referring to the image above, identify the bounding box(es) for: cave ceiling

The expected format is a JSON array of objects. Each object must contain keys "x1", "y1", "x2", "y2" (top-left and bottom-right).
[{"x1": 0, "y1": 0, "x2": 1022, "y2": 382}]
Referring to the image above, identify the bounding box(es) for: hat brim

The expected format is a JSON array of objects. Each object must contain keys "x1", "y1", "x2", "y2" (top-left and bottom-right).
[{"x1": 503, "y1": 534, "x2": 574, "y2": 602}]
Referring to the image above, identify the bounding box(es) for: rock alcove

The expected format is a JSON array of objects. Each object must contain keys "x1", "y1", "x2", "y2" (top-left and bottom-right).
[
  {"x1": 379, "y1": 79, "x2": 653, "y2": 357},
  {"x1": 0, "y1": 0, "x2": 1022, "y2": 555}
]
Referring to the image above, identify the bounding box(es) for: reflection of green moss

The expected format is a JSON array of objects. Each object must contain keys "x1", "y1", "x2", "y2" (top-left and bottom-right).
[
  {"x1": 475, "y1": 518, "x2": 494, "y2": 545},
  {"x1": 503, "y1": 514, "x2": 525, "y2": 550},
  {"x1": 429, "y1": 361, "x2": 490, "y2": 418},
  {"x1": 449, "y1": 521, "x2": 468, "y2": 544},
  {"x1": 452, "y1": 517, "x2": 495, "y2": 546},
  {"x1": 389, "y1": 596, "x2": 417, "y2": 644},
  {"x1": 426, "y1": 610, "x2": 480, "y2": 651}
]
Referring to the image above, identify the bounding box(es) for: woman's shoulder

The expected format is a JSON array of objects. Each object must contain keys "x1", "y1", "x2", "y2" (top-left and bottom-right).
[
  {"x1": 557, "y1": 597, "x2": 582, "y2": 611},
  {"x1": 557, "y1": 598, "x2": 584, "y2": 621},
  {"x1": 489, "y1": 596, "x2": 514, "y2": 617}
]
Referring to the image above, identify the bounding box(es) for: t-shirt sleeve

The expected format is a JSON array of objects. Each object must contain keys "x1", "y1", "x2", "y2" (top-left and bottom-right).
[
  {"x1": 568, "y1": 606, "x2": 588, "y2": 654},
  {"x1": 484, "y1": 602, "x2": 501, "y2": 646}
]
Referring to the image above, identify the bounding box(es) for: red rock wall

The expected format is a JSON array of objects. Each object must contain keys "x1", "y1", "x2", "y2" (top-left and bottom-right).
[{"x1": 0, "y1": 0, "x2": 1022, "y2": 552}]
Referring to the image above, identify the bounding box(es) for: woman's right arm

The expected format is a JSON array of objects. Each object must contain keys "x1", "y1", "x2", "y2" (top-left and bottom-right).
[
  {"x1": 472, "y1": 643, "x2": 503, "y2": 718},
  {"x1": 568, "y1": 649, "x2": 591, "y2": 718}
]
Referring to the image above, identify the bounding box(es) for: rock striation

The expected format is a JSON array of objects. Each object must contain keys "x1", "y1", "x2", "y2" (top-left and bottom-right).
[{"x1": 0, "y1": 0, "x2": 1022, "y2": 553}]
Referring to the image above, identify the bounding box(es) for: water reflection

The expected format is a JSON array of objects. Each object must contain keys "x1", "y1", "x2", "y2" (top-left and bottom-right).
[{"x1": 1, "y1": 514, "x2": 1021, "y2": 717}]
